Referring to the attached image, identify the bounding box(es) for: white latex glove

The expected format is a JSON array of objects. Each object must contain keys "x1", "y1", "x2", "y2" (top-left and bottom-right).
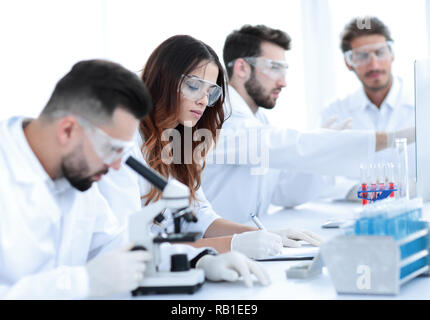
[
  {"x1": 230, "y1": 230, "x2": 283, "y2": 259},
  {"x1": 195, "y1": 251, "x2": 271, "y2": 288},
  {"x1": 386, "y1": 127, "x2": 416, "y2": 148},
  {"x1": 322, "y1": 116, "x2": 353, "y2": 130},
  {"x1": 85, "y1": 244, "x2": 152, "y2": 297},
  {"x1": 269, "y1": 229, "x2": 324, "y2": 247},
  {"x1": 346, "y1": 183, "x2": 361, "y2": 202}
]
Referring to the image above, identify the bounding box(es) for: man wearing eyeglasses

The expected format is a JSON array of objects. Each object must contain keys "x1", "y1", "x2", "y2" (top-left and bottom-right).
[
  {"x1": 0, "y1": 60, "x2": 156, "y2": 299},
  {"x1": 320, "y1": 16, "x2": 415, "y2": 200},
  {"x1": 201, "y1": 24, "x2": 415, "y2": 227},
  {"x1": 0, "y1": 59, "x2": 277, "y2": 298}
]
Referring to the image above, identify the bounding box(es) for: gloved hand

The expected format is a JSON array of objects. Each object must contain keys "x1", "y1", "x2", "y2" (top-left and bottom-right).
[
  {"x1": 269, "y1": 229, "x2": 324, "y2": 247},
  {"x1": 195, "y1": 251, "x2": 271, "y2": 288},
  {"x1": 85, "y1": 244, "x2": 152, "y2": 297},
  {"x1": 386, "y1": 127, "x2": 416, "y2": 148},
  {"x1": 322, "y1": 116, "x2": 353, "y2": 130},
  {"x1": 230, "y1": 230, "x2": 283, "y2": 259},
  {"x1": 346, "y1": 183, "x2": 362, "y2": 202}
]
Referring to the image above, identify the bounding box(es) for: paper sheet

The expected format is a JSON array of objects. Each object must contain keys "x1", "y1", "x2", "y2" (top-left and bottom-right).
[{"x1": 255, "y1": 244, "x2": 319, "y2": 261}]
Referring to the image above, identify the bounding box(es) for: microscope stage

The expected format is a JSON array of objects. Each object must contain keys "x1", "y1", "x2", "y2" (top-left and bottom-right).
[{"x1": 131, "y1": 269, "x2": 205, "y2": 295}]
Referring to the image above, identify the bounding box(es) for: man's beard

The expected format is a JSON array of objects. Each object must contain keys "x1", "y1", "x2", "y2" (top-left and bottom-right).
[
  {"x1": 363, "y1": 70, "x2": 392, "y2": 92},
  {"x1": 244, "y1": 72, "x2": 276, "y2": 109},
  {"x1": 61, "y1": 145, "x2": 108, "y2": 192}
]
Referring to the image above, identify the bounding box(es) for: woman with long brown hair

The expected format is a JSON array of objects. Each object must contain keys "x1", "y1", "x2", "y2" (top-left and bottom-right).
[
  {"x1": 135, "y1": 34, "x2": 291, "y2": 258},
  {"x1": 100, "y1": 35, "x2": 318, "y2": 259},
  {"x1": 140, "y1": 34, "x2": 225, "y2": 207}
]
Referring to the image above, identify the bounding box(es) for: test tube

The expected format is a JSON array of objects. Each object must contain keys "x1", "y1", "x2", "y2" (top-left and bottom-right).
[
  {"x1": 387, "y1": 162, "x2": 395, "y2": 198},
  {"x1": 369, "y1": 163, "x2": 377, "y2": 202},
  {"x1": 395, "y1": 138, "x2": 409, "y2": 200},
  {"x1": 360, "y1": 164, "x2": 368, "y2": 206},
  {"x1": 377, "y1": 162, "x2": 385, "y2": 198}
]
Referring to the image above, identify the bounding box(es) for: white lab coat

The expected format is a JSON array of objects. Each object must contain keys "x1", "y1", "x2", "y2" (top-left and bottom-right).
[
  {"x1": 202, "y1": 86, "x2": 376, "y2": 223},
  {"x1": 0, "y1": 117, "x2": 126, "y2": 299},
  {"x1": 0, "y1": 117, "x2": 210, "y2": 299},
  {"x1": 320, "y1": 76, "x2": 415, "y2": 197}
]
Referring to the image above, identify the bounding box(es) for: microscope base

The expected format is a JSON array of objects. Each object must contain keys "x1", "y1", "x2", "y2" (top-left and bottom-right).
[{"x1": 131, "y1": 269, "x2": 205, "y2": 296}]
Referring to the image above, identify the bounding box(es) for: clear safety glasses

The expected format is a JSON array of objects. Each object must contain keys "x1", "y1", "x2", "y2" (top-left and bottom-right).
[
  {"x1": 179, "y1": 74, "x2": 223, "y2": 107},
  {"x1": 228, "y1": 57, "x2": 289, "y2": 80},
  {"x1": 344, "y1": 41, "x2": 394, "y2": 67},
  {"x1": 77, "y1": 117, "x2": 136, "y2": 164}
]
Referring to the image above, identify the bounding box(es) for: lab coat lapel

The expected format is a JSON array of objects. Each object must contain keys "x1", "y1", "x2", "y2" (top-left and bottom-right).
[
  {"x1": 383, "y1": 77, "x2": 414, "y2": 131},
  {"x1": 347, "y1": 89, "x2": 375, "y2": 130}
]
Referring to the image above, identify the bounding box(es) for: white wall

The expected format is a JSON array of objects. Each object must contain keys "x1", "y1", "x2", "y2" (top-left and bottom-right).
[
  {"x1": 0, "y1": 1, "x2": 106, "y2": 119},
  {"x1": 0, "y1": 0, "x2": 428, "y2": 130}
]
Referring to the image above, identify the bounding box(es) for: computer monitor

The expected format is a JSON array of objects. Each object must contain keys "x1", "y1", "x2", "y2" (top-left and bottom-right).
[{"x1": 414, "y1": 59, "x2": 430, "y2": 201}]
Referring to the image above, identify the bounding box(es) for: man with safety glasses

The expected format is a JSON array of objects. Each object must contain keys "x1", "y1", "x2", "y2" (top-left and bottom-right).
[
  {"x1": 202, "y1": 24, "x2": 415, "y2": 227},
  {"x1": 320, "y1": 16, "x2": 416, "y2": 200},
  {"x1": 0, "y1": 59, "x2": 273, "y2": 299},
  {"x1": 0, "y1": 60, "x2": 155, "y2": 299}
]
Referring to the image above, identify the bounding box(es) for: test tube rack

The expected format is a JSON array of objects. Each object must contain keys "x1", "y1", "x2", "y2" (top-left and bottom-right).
[
  {"x1": 320, "y1": 221, "x2": 430, "y2": 295},
  {"x1": 357, "y1": 186, "x2": 397, "y2": 202}
]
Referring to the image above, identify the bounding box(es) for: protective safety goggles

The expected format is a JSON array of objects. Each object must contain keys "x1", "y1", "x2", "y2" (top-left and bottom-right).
[
  {"x1": 228, "y1": 57, "x2": 289, "y2": 80},
  {"x1": 344, "y1": 41, "x2": 394, "y2": 67},
  {"x1": 77, "y1": 116, "x2": 136, "y2": 164},
  {"x1": 179, "y1": 74, "x2": 223, "y2": 107}
]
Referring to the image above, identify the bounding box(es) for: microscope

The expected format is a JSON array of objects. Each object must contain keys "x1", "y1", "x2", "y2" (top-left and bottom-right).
[{"x1": 125, "y1": 156, "x2": 205, "y2": 295}]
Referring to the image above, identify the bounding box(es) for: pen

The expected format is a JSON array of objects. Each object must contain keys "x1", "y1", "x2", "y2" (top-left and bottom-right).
[{"x1": 250, "y1": 213, "x2": 266, "y2": 230}]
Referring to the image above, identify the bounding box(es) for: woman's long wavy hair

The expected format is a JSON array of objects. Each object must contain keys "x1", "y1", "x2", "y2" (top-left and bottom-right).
[{"x1": 140, "y1": 35, "x2": 227, "y2": 205}]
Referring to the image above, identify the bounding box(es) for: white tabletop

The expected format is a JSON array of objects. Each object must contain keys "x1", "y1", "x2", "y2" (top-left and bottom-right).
[{"x1": 128, "y1": 200, "x2": 430, "y2": 300}]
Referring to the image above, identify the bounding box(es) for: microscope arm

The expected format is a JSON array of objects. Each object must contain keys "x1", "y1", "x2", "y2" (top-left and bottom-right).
[{"x1": 128, "y1": 200, "x2": 167, "y2": 246}]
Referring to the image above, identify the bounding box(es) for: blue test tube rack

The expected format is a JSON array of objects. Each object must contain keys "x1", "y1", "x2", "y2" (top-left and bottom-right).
[{"x1": 320, "y1": 200, "x2": 429, "y2": 295}]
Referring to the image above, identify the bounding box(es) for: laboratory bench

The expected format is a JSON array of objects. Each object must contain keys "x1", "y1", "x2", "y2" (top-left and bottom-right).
[{"x1": 125, "y1": 200, "x2": 430, "y2": 300}]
